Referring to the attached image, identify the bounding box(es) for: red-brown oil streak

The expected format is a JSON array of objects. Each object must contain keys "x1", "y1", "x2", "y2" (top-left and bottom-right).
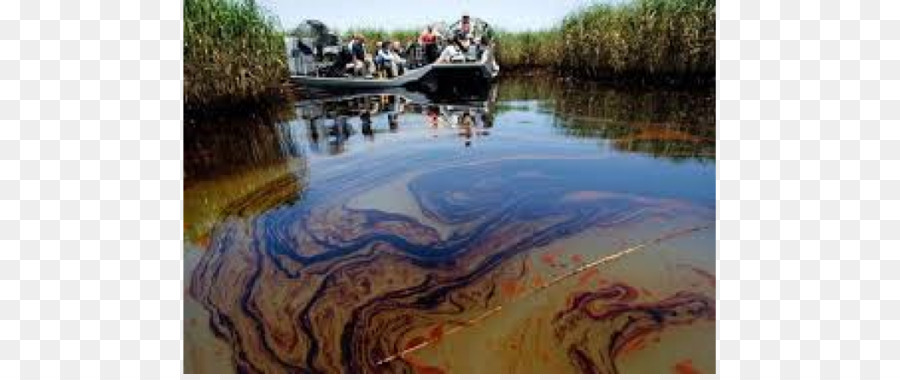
[{"x1": 375, "y1": 224, "x2": 713, "y2": 366}]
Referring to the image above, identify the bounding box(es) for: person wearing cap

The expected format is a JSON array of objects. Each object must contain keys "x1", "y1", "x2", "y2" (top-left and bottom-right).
[
  {"x1": 460, "y1": 12, "x2": 472, "y2": 36},
  {"x1": 451, "y1": 12, "x2": 485, "y2": 58},
  {"x1": 450, "y1": 12, "x2": 479, "y2": 41}
]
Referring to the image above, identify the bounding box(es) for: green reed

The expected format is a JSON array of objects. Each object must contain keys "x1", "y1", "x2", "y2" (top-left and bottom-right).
[
  {"x1": 494, "y1": 30, "x2": 561, "y2": 68},
  {"x1": 184, "y1": 0, "x2": 287, "y2": 109},
  {"x1": 496, "y1": 0, "x2": 714, "y2": 83},
  {"x1": 342, "y1": 28, "x2": 422, "y2": 45}
]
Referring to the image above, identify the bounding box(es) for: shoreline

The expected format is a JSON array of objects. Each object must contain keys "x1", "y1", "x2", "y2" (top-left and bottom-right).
[
  {"x1": 184, "y1": 83, "x2": 297, "y2": 119},
  {"x1": 500, "y1": 67, "x2": 714, "y2": 90},
  {"x1": 184, "y1": 70, "x2": 714, "y2": 112}
]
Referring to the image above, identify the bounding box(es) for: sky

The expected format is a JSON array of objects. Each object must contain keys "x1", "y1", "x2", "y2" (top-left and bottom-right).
[{"x1": 258, "y1": 0, "x2": 608, "y2": 32}]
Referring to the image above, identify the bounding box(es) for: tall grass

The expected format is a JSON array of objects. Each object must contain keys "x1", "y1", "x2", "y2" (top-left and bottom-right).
[
  {"x1": 496, "y1": 0, "x2": 715, "y2": 83},
  {"x1": 494, "y1": 30, "x2": 561, "y2": 68},
  {"x1": 184, "y1": 0, "x2": 288, "y2": 109},
  {"x1": 344, "y1": 28, "x2": 421, "y2": 45}
]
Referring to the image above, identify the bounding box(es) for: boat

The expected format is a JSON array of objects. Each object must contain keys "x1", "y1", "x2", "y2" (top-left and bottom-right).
[
  {"x1": 285, "y1": 19, "x2": 499, "y2": 92},
  {"x1": 292, "y1": 52, "x2": 498, "y2": 91},
  {"x1": 296, "y1": 76, "x2": 499, "y2": 106}
]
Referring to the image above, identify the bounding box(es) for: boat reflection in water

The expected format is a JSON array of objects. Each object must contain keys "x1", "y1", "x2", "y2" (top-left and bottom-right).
[
  {"x1": 298, "y1": 86, "x2": 498, "y2": 154},
  {"x1": 184, "y1": 78, "x2": 715, "y2": 374}
]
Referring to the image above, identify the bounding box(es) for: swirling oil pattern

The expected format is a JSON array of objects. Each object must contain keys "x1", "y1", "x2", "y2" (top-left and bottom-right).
[
  {"x1": 185, "y1": 78, "x2": 715, "y2": 374},
  {"x1": 552, "y1": 285, "x2": 714, "y2": 373},
  {"x1": 189, "y1": 154, "x2": 714, "y2": 373}
]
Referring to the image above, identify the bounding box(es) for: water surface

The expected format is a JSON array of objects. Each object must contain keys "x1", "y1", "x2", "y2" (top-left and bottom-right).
[{"x1": 184, "y1": 76, "x2": 715, "y2": 374}]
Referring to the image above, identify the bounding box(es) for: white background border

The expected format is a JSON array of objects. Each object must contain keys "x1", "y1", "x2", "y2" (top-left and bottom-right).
[{"x1": 3, "y1": 0, "x2": 897, "y2": 378}]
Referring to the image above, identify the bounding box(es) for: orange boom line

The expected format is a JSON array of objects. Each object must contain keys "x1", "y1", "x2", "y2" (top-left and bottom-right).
[{"x1": 375, "y1": 223, "x2": 713, "y2": 366}]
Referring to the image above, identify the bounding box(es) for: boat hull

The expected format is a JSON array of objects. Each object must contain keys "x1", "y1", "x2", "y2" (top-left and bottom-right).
[{"x1": 291, "y1": 53, "x2": 499, "y2": 92}]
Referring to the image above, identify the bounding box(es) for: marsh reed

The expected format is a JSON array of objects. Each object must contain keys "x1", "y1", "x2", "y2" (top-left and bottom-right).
[
  {"x1": 496, "y1": 0, "x2": 715, "y2": 83},
  {"x1": 183, "y1": 0, "x2": 715, "y2": 111},
  {"x1": 184, "y1": 0, "x2": 288, "y2": 109},
  {"x1": 343, "y1": 28, "x2": 421, "y2": 45}
]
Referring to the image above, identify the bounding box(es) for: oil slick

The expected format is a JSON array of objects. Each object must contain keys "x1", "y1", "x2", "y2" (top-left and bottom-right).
[
  {"x1": 188, "y1": 157, "x2": 714, "y2": 373},
  {"x1": 184, "y1": 78, "x2": 715, "y2": 374}
]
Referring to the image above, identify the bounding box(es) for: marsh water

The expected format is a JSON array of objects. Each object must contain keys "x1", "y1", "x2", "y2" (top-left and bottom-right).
[{"x1": 184, "y1": 76, "x2": 715, "y2": 374}]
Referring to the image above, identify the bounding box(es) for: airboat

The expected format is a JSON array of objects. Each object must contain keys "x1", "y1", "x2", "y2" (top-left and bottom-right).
[{"x1": 285, "y1": 19, "x2": 499, "y2": 92}]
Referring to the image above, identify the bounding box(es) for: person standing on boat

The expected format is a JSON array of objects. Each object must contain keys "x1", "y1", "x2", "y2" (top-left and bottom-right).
[
  {"x1": 459, "y1": 12, "x2": 473, "y2": 37},
  {"x1": 419, "y1": 26, "x2": 441, "y2": 64},
  {"x1": 451, "y1": 12, "x2": 485, "y2": 59},
  {"x1": 452, "y1": 12, "x2": 492, "y2": 50},
  {"x1": 449, "y1": 12, "x2": 477, "y2": 44}
]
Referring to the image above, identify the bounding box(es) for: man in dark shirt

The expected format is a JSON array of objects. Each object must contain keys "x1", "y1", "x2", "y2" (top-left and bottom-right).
[{"x1": 346, "y1": 34, "x2": 374, "y2": 77}]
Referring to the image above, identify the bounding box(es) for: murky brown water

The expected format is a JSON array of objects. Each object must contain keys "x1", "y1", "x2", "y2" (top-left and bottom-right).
[{"x1": 183, "y1": 76, "x2": 715, "y2": 374}]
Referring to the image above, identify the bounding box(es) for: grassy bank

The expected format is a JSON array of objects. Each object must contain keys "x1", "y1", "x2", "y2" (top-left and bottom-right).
[
  {"x1": 494, "y1": 30, "x2": 560, "y2": 68},
  {"x1": 184, "y1": 0, "x2": 288, "y2": 109},
  {"x1": 344, "y1": 0, "x2": 714, "y2": 85},
  {"x1": 496, "y1": 0, "x2": 714, "y2": 84},
  {"x1": 183, "y1": 0, "x2": 714, "y2": 108}
]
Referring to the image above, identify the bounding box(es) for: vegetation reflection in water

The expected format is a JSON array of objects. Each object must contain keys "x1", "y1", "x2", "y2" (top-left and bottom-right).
[{"x1": 184, "y1": 77, "x2": 715, "y2": 374}]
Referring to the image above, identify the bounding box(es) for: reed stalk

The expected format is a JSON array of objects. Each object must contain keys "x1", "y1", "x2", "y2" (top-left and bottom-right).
[
  {"x1": 184, "y1": 0, "x2": 288, "y2": 109},
  {"x1": 496, "y1": 0, "x2": 715, "y2": 83}
]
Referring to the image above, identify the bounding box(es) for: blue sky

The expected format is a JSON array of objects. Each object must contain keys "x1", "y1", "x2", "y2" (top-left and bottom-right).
[{"x1": 258, "y1": 0, "x2": 610, "y2": 32}]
